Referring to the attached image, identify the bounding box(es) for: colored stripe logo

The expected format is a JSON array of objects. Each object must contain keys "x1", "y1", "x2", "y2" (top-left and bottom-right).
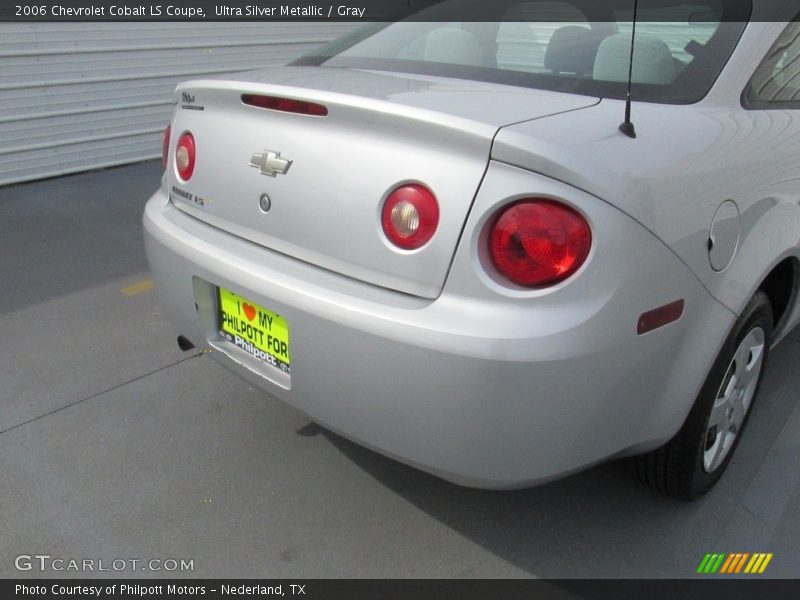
[{"x1": 697, "y1": 553, "x2": 773, "y2": 574}]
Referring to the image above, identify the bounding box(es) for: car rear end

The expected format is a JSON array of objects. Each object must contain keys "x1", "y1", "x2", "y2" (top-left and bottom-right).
[
  {"x1": 144, "y1": 83, "x2": 732, "y2": 486},
  {"x1": 144, "y1": 1, "x2": 747, "y2": 487}
]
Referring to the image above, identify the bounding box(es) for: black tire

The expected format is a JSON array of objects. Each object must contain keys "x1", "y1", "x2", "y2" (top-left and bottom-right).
[{"x1": 635, "y1": 290, "x2": 773, "y2": 500}]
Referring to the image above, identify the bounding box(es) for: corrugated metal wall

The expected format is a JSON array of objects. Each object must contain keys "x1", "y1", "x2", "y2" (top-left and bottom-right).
[{"x1": 0, "y1": 22, "x2": 360, "y2": 186}]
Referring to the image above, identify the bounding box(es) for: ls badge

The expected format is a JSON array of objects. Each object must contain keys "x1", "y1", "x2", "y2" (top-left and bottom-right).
[{"x1": 249, "y1": 150, "x2": 292, "y2": 177}]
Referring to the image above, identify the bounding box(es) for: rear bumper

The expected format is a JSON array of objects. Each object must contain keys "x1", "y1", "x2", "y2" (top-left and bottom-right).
[{"x1": 144, "y1": 163, "x2": 735, "y2": 488}]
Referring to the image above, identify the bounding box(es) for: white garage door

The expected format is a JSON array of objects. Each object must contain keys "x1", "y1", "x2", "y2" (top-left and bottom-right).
[{"x1": 0, "y1": 22, "x2": 360, "y2": 186}]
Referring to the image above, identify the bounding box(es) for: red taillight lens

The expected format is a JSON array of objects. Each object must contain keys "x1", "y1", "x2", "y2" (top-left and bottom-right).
[
  {"x1": 161, "y1": 125, "x2": 171, "y2": 169},
  {"x1": 488, "y1": 199, "x2": 591, "y2": 288},
  {"x1": 242, "y1": 94, "x2": 328, "y2": 116},
  {"x1": 381, "y1": 184, "x2": 439, "y2": 250},
  {"x1": 175, "y1": 132, "x2": 195, "y2": 181}
]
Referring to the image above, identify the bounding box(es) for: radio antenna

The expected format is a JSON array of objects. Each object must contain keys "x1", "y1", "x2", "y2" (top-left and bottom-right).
[{"x1": 619, "y1": 0, "x2": 639, "y2": 139}]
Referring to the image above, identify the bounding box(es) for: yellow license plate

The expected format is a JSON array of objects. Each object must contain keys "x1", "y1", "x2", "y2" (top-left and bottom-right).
[{"x1": 217, "y1": 287, "x2": 290, "y2": 373}]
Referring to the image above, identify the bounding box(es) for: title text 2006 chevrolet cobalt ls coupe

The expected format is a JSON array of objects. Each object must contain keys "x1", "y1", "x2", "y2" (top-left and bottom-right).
[{"x1": 144, "y1": 0, "x2": 800, "y2": 499}]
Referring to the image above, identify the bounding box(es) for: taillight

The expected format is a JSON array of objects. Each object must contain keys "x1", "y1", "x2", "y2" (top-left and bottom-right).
[
  {"x1": 242, "y1": 94, "x2": 328, "y2": 117},
  {"x1": 175, "y1": 132, "x2": 195, "y2": 181},
  {"x1": 161, "y1": 125, "x2": 171, "y2": 169},
  {"x1": 488, "y1": 199, "x2": 591, "y2": 288},
  {"x1": 381, "y1": 184, "x2": 439, "y2": 250}
]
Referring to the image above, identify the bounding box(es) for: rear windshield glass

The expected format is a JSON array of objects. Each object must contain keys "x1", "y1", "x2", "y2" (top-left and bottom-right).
[{"x1": 293, "y1": 0, "x2": 751, "y2": 104}]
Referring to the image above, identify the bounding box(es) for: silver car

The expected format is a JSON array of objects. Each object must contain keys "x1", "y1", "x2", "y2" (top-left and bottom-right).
[{"x1": 144, "y1": 0, "x2": 800, "y2": 499}]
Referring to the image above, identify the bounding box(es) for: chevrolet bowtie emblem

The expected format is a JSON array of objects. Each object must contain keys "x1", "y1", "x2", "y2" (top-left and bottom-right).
[{"x1": 249, "y1": 150, "x2": 292, "y2": 177}]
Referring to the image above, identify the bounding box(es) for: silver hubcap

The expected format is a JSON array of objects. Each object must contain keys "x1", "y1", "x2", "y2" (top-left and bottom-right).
[{"x1": 703, "y1": 327, "x2": 765, "y2": 473}]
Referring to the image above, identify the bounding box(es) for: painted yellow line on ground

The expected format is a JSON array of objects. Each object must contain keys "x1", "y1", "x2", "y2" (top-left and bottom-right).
[{"x1": 121, "y1": 279, "x2": 154, "y2": 297}]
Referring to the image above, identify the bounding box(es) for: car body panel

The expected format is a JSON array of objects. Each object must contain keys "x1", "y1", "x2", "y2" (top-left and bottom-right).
[
  {"x1": 492, "y1": 23, "x2": 800, "y2": 336},
  {"x1": 145, "y1": 162, "x2": 735, "y2": 488},
  {"x1": 167, "y1": 68, "x2": 598, "y2": 299}
]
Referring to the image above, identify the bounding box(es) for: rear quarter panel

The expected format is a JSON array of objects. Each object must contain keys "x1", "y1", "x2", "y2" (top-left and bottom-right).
[{"x1": 492, "y1": 22, "x2": 800, "y2": 337}]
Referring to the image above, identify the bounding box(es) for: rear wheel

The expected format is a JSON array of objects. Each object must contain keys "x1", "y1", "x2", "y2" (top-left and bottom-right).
[{"x1": 635, "y1": 290, "x2": 773, "y2": 500}]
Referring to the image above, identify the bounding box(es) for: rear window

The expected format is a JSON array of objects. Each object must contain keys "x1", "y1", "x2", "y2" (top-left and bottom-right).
[{"x1": 294, "y1": 0, "x2": 751, "y2": 104}]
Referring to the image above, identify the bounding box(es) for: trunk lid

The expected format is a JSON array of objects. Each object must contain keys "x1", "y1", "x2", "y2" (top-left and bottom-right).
[{"x1": 168, "y1": 66, "x2": 598, "y2": 298}]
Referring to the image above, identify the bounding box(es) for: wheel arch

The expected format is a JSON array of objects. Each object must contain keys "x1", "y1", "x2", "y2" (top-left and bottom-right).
[{"x1": 757, "y1": 255, "x2": 799, "y2": 344}]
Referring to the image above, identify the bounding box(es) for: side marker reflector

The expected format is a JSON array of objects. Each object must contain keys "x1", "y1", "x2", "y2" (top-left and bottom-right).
[{"x1": 637, "y1": 299, "x2": 685, "y2": 335}]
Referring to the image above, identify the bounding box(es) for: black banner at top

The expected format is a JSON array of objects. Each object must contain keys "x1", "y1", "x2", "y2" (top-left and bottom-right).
[{"x1": 0, "y1": 0, "x2": 795, "y2": 22}]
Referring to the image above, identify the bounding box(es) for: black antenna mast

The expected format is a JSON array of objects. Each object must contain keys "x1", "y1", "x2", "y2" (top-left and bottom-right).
[{"x1": 619, "y1": 0, "x2": 639, "y2": 139}]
